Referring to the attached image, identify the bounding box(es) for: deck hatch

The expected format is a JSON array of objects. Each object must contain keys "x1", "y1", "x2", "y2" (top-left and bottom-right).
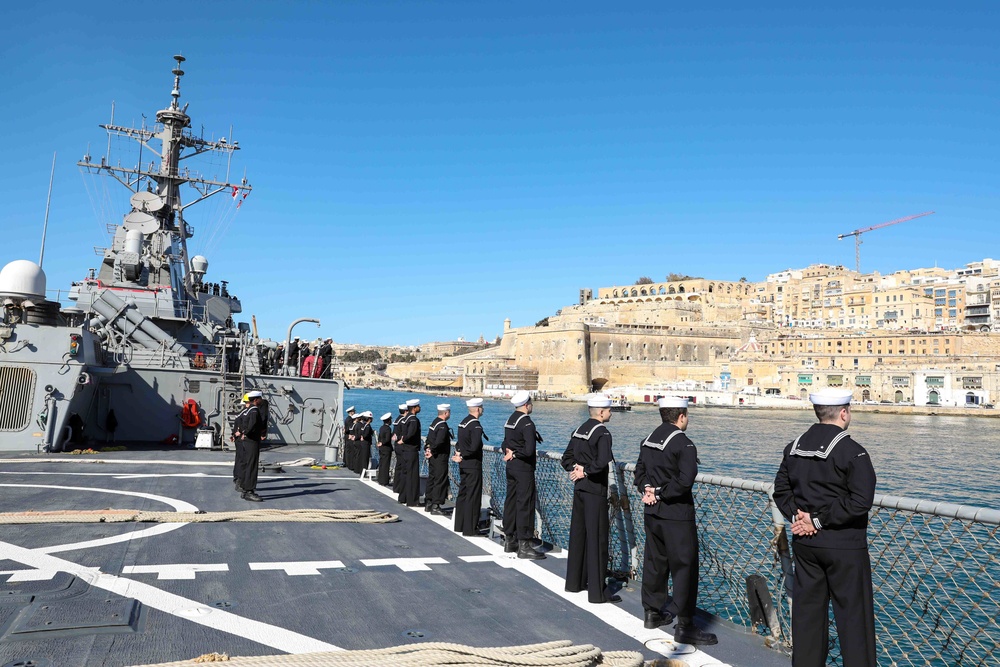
[{"x1": 0, "y1": 366, "x2": 35, "y2": 432}]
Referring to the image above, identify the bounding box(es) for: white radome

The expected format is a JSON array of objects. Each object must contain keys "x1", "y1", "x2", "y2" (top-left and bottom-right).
[{"x1": 0, "y1": 260, "x2": 47, "y2": 298}]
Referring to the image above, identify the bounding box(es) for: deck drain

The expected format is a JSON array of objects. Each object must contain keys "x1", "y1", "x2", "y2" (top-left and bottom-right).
[
  {"x1": 402, "y1": 629, "x2": 428, "y2": 639},
  {"x1": 334, "y1": 567, "x2": 357, "y2": 574},
  {"x1": 4, "y1": 659, "x2": 52, "y2": 667},
  {"x1": 395, "y1": 544, "x2": 412, "y2": 550},
  {"x1": 465, "y1": 588, "x2": 482, "y2": 594},
  {"x1": 211, "y1": 601, "x2": 235, "y2": 609}
]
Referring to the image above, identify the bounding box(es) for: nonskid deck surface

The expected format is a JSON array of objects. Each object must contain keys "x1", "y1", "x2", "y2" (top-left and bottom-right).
[{"x1": 0, "y1": 447, "x2": 787, "y2": 667}]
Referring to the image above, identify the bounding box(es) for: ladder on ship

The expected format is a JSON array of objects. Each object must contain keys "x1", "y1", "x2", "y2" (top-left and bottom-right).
[{"x1": 219, "y1": 335, "x2": 248, "y2": 451}]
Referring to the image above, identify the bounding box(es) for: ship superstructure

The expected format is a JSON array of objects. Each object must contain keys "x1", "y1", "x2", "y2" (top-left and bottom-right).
[{"x1": 0, "y1": 56, "x2": 344, "y2": 453}]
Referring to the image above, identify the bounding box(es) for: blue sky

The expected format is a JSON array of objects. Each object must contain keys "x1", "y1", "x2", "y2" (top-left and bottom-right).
[{"x1": 2, "y1": 2, "x2": 997, "y2": 345}]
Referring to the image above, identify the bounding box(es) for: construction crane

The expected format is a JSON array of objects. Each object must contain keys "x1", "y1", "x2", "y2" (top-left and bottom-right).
[{"x1": 838, "y1": 211, "x2": 935, "y2": 273}]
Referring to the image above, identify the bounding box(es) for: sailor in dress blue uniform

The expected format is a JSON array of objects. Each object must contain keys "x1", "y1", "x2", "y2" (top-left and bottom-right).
[
  {"x1": 502, "y1": 390, "x2": 544, "y2": 560},
  {"x1": 634, "y1": 396, "x2": 716, "y2": 644},
  {"x1": 560, "y1": 393, "x2": 619, "y2": 603},
  {"x1": 391, "y1": 403, "x2": 407, "y2": 493},
  {"x1": 424, "y1": 404, "x2": 453, "y2": 515},
  {"x1": 396, "y1": 399, "x2": 422, "y2": 506},
  {"x1": 453, "y1": 398, "x2": 486, "y2": 536},
  {"x1": 773, "y1": 387, "x2": 877, "y2": 667},
  {"x1": 376, "y1": 412, "x2": 394, "y2": 486}
]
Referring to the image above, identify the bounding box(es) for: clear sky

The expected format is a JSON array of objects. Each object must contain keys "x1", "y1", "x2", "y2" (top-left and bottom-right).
[{"x1": 3, "y1": 2, "x2": 997, "y2": 345}]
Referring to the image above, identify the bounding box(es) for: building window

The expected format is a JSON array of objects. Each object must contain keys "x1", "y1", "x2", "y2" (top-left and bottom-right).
[{"x1": 963, "y1": 377, "x2": 983, "y2": 389}]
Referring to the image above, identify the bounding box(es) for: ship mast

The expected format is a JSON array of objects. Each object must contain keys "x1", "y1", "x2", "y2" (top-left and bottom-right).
[{"x1": 78, "y1": 55, "x2": 251, "y2": 297}]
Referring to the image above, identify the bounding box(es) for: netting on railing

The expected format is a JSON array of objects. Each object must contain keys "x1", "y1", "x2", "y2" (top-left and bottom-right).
[{"x1": 464, "y1": 444, "x2": 1000, "y2": 667}]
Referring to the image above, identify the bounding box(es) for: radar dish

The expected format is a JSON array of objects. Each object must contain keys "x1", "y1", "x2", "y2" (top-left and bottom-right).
[
  {"x1": 130, "y1": 191, "x2": 165, "y2": 212},
  {"x1": 123, "y1": 211, "x2": 159, "y2": 234}
]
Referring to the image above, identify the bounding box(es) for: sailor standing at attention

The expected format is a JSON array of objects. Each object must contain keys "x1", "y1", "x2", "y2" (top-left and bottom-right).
[
  {"x1": 453, "y1": 398, "x2": 486, "y2": 536},
  {"x1": 343, "y1": 406, "x2": 357, "y2": 470},
  {"x1": 423, "y1": 404, "x2": 453, "y2": 515},
  {"x1": 376, "y1": 412, "x2": 394, "y2": 486},
  {"x1": 355, "y1": 411, "x2": 374, "y2": 474},
  {"x1": 234, "y1": 390, "x2": 267, "y2": 502},
  {"x1": 561, "y1": 393, "x2": 620, "y2": 604},
  {"x1": 391, "y1": 403, "x2": 407, "y2": 493},
  {"x1": 634, "y1": 396, "x2": 716, "y2": 644},
  {"x1": 502, "y1": 390, "x2": 544, "y2": 560},
  {"x1": 397, "y1": 399, "x2": 422, "y2": 506},
  {"x1": 232, "y1": 393, "x2": 250, "y2": 492},
  {"x1": 772, "y1": 388, "x2": 877, "y2": 667}
]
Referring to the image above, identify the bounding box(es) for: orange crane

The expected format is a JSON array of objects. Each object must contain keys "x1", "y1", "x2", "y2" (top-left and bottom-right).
[{"x1": 838, "y1": 211, "x2": 935, "y2": 273}]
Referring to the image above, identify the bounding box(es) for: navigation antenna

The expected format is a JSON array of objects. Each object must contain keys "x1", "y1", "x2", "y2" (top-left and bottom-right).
[{"x1": 837, "y1": 211, "x2": 935, "y2": 273}]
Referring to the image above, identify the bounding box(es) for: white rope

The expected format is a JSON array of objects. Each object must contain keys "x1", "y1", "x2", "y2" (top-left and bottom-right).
[
  {"x1": 128, "y1": 641, "x2": 645, "y2": 667},
  {"x1": 0, "y1": 509, "x2": 398, "y2": 525}
]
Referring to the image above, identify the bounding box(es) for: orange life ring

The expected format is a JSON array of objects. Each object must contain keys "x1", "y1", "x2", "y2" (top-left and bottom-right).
[{"x1": 181, "y1": 399, "x2": 201, "y2": 428}]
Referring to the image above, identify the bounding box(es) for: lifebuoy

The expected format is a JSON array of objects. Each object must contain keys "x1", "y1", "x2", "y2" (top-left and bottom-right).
[{"x1": 181, "y1": 399, "x2": 201, "y2": 428}]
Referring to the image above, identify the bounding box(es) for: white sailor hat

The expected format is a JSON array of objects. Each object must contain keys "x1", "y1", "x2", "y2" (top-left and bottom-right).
[
  {"x1": 380, "y1": 412, "x2": 392, "y2": 421},
  {"x1": 437, "y1": 403, "x2": 451, "y2": 411},
  {"x1": 346, "y1": 406, "x2": 356, "y2": 413},
  {"x1": 809, "y1": 388, "x2": 853, "y2": 406},
  {"x1": 587, "y1": 393, "x2": 612, "y2": 408},
  {"x1": 510, "y1": 390, "x2": 531, "y2": 407},
  {"x1": 657, "y1": 396, "x2": 688, "y2": 408},
  {"x1": 359, "y1": 411, "x2": 373, "y2": 419},
  {"x1": 406, "y1": 399, "x2": 421, "y2": 407},
  {"x1": 466, "y1": 398, "x2": 484, "y2": 408},
  {"x1": 398, "y1": 403, "x2": 408, "y2": 411},
  {"x1": 247, "y1": 390, "x2": 263, "y2": 399}
]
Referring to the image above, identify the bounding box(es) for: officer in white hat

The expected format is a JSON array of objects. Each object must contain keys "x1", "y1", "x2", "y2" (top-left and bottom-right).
[
  {"x1": 352, "y1": 411, "x2": 375, "y2": 474},
  {"x1": 453, "y1": 398, "x2": 487, "y2": 536},
  {"x1": 234, "y1": 390, "x2": 267, "y2": 502},
  {"x1": 391, "y1": 403, "x2": 408, "y2": 493},
  {"x1": 376, "y1": 412, "x2": 394, "y2": 486},
  {"x1": 396, "y1": 399, "x2": 423, "y2": 506},
  {"x1": 502, "y1": 390, "x2": 544, "y2": 559},
  {"x1": 773, "y1": 387, "x2": 876, "y2": 667},
  {"x1": 635, "y1": 396, "x2": 716, "y2": 644},
  {"x1": 423, "y1": 404, "x2": 453, "y2": 515},
  {"x1": 561, "y1": 394, "x2": 619, "y2": 603},
  {"x1": 343, "y1": 406, "x2": 358, "y2": 470}
]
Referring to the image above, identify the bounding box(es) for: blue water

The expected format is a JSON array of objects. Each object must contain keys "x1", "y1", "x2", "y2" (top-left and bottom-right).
[{"x1": 345, "y1": 388, "x2": 1000, "y2": 510}]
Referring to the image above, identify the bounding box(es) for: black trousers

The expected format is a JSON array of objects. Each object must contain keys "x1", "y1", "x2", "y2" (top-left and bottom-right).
[
  {"x1": 392, "y1": 443, "x2": 404, "y2": 492},
  {"x1": 791, "y1": 542, "x2": 876, "y2": 667},
  {"x1": 454, "y1": 461, "x2": 483, "y2": 535},
  {"x1": 377, "y1": 445, "x2": 394, "y2": 486},
  {"x1": 426, "y1": 450, "x2": 449, "y2": 506},
  {"x1": 358, "y1": 441, "x2": 371, "y2": 473},
  {"x1": 397, "y1": 446, "x2": 421, "y2": 506},
  {"x1": 233, "y1": 439, "x2": 245, "y2": 484},
  {"x1": 503, "y1": 459, "x2": 536, "y2": 540},
  {"x1": 641, "y1": 516, "x2": 698, "y2": 621},
  {"x1": 565, "y1": 487, "x2": 610, "y2": 603},
  {"x1": 344, "y1": 440, "x2": 355, "y2": 471},
  {"x1": 235, "y1": 437, "x2": 261, "y2": 492}
]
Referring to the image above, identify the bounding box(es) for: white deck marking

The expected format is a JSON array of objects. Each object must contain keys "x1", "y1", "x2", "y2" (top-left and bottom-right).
[
  {"x1": 0, "y1": 569, "x2": 58, "y2": 582},
  {"x1": 362, "y1": 479, "x2": 732, "y2": 666},
  {"x1": 249, "y1": 560, "x2": 346, "y2": 576},
  {"x1": 122, "y1": 563, "x2": 230, "y2": 580},
  {"x1": 360, "y1": 557, "x2": 448, "y2": 572},
  {"x1": 0, "y1": 539, "x2": 341, "y2": 653}
]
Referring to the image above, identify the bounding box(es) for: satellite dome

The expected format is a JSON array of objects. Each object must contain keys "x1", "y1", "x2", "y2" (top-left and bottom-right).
[
  {"x1": 0, "y1": 260, "x2": 47, "y2": 298},
  {"x1": 191, "y1": 255, "x2": 209, "y2": 275}
]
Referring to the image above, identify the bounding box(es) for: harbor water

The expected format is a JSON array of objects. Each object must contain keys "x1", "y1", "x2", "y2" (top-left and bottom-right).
[{"x1": 343, "y1": 388, "x2": 1000, "y2": 510}]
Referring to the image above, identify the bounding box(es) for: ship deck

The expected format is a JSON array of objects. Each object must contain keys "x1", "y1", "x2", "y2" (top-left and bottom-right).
[{"x1": 0, "y1": 445, "x2": 789, "y2": 667}]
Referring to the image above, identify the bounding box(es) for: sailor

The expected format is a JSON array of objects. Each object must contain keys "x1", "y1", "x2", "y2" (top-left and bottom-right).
[
  {"x1": 396, "y1": 399, "x2": 422, "y2": 506},
  {"x1": 287, "y1": 337, "x2": 300, "y2": 376},
  {"x1": 355, "y1": 411, "x2": 374, "y2": 474},
  {"x1": 234, "y1": 390, "x2": 267, "y2": 502},
  {"x1": 453, "y1": 398, "x2": 486, "y2": 536},
  {"x1": 391, "y1": 403, "x2": 408, "y2": 493},
  {"x1": 502, "y1": 390, "x2": 544, "y2": 560},
  {"x1": 561, "y1": 393, "x2": 619, "y2": 604},
  {"x1": 232, "y1": 393, "x2": 250, "y2": 492},
  {"x1": 318, "y1": 338, "x2": 333, "y2": 379},
  {"x1": 376, "y1": 412, "x2": 394, "y2": 486},
  {"x1": 423, "y1": 403, "x2": 453, "y2": 515},
  {"x1": 634, "y1": 396, "x2": 716, "y2": 644},
  {"x1": 772, "y1": 388, "x2": 877, "y2": 667},
  {"x1": 343, "y1": 406, "x2": 357, "y2": 469}
]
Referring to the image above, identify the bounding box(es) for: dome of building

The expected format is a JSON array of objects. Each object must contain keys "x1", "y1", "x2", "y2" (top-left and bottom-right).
[{"x1": 0, "y1": 260, "x2": 47, "y2": 298}]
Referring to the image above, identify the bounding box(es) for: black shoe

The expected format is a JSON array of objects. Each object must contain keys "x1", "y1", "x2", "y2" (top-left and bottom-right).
[
  {"x1": 242, "y1": 491, "x2": 263, "y2": 502},
  {"x1": 429, "y1": 505, "x2": 446, "y2": 516},
  {"x1": 644, "y1": 610, "x2": 674, "y2": 629},
  {"x1": 423, "y1": 503, "x2": 433, "y2": 512},
  {"x1": 523, "y1": 537, "x2": 544, "y2": 550},
  {"x1": 596, "y1": 594, "x2": 622, "y2": 604},
  {"x1": 503, "y1": 536, "x2": 518, "y2": 553},
  {"x1": 517, "y1": 542, "x2": 545, "y2": 560},
  {"x1": 674, "y1": 623, "x2": 717, "y2": 645}
]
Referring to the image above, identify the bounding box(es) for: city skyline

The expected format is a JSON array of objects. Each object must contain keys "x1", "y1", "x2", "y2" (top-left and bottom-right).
[{"x1": 3, "y1": 2, "x2": 997, "y2": 345}]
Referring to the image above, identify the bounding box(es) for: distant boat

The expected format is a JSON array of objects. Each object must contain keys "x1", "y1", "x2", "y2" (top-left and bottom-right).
[{"x1": 610, "y1": 398, "x2": 631, "y2": 412}]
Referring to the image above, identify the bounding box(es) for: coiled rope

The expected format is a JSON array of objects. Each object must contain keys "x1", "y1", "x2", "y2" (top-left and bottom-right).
[
  {"x1": 0, "y1": 509, "x2": 398, "y2": 524},
  {"x1": 129, "y1": 641, "x2": 646, "y2": 666}
]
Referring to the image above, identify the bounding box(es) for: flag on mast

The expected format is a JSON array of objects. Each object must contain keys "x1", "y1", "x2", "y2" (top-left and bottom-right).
[
  {"x1": 231, "y1": 186, "x2": 239, "y2": 200},
  {"x1": 237, "y1": 190, "x2": 250, "y2": 209}
]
